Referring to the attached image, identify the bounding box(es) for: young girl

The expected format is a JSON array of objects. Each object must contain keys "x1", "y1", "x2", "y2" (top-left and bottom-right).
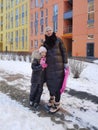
[{"x1": 29, "y1": 46, "x2": 47, "y2": 109}]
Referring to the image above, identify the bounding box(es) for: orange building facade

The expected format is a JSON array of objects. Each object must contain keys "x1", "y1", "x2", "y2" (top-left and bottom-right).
[
  {"x1": 30, "y1": 0, "x2": 72, "y2": 56},
  {"x1": 73, "y1": 0, "x2": 98, "y2": 58}
]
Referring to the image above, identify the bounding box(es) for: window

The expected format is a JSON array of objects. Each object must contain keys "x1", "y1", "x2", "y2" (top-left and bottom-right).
[
  {"x1": 16, "y1": 0, "x2": 19, "y2": 5},
  {"x1": 26, "y1": 29, "x2": 28, "y2": 49},
  {"x1": 45, "y1": 8, "x2": 48, "y2": 26},
  {"x1": 35, "y1": 12, "x2": 38, "y2": 35},
  {"x1": 40, "y1": 39, "x2": 44, "y2": 45},
  {"x1": 31, "y1": 22, "x2": 33, "y2": 34},
  {"x1": 22, "y1": 5, "x2": 25, "y2": 25},
  {"x1": 30, "y1": 14, "x2": 33, "y2": 34},
  {"x1": 35, "y1": 0, "x2": 38, "y2": 7},
  {"x1": 88, "y1": 0, "x2": 94, "y2": 27},
  {"x1": 34, "y1": 40, "x2": 38, "y2": 48},
  {"x1": 8, "y1": 13, "x2": 10, "y2": 29},
  {"x1": 25, "y1": 4, "x2": 28, "y2": 24},
  {"x1": 6, "y1": 33, "x2": 7, "y2": 44},
  {"x1": 46, "y1": 0, "x2": 48, "y2": 3},
  {"x1": 41, "y1": 10, "x2": 44, "y2": 17},
  {"x1": 8, "y1": 33, "x2": 10, "y2": 43},
  {"x1": 45, "y1": 17, "x2": 48, "y2": 27},
  {"x1": 11, "y1": 0, "x2": 14, "y2": 7},
  {"x1": 22, "y1": 29, "x2": 24, "y2": 49},
  {"x1": 53, "y1": 4, "x2": 58, "y2": 32},
  {"x1": 11, "y1": 11, "x2": 13, "y2": 28},
  {"x1": 88, "y1": 34, "x2": 94, "y2": 39},
  {"x1": 11, "y1": 32, "x2": 13, "y2": 44},
  {"x1": 30, "y1": 0, "x2": 35, "y2": 8},
  {"x1": 40, "y1": 0, "x2": 44, "y2": 7},
  {"x1": 15, "y1": 31, "x2": 18, "y2": 49},
  {"x1": 31, "y1": 14, "x2": 33, "y2": 20},
  {"x1": 1, "y1": 34, "x2": 3, "y2": 41},
  {"x1": 8, "y1": 1, "x2": 10, "y2": 9},
  {"x1": 16, "y1": 8, "x2": 19, "y2": 27},
  {"x1": 31, "y1": 40, "x2": 33, "y2": 48},
  {"x1": 40, "y1": 10, "x2": 44, "y2": 33}
]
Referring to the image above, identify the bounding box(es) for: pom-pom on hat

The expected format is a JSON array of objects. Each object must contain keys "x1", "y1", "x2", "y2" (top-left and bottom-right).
[
  {"x1": 39, "y1": 46, "x2": 47, "y2": 53},
  {"x1": 44, "y1": 26, "x2": 53, "y2": 34}
]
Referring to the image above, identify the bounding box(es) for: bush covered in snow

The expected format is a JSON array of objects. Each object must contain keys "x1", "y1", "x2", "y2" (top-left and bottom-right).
[
  {"x1": 69, "y1": 58, "x2": 87, "y2": 78},
  {"x1": 0, "y1": 53, "x2": 31, "y2": 63}
]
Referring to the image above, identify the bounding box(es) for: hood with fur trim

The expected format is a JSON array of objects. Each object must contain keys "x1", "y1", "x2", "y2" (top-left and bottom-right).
[{"x1": 31, "y1": 50, "x2": 41, "y2": 63}]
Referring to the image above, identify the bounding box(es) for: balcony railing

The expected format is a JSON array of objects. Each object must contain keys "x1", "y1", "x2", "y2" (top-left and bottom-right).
[{"x1": 63, "y1": 25, "x2": 72, "y2": 33}]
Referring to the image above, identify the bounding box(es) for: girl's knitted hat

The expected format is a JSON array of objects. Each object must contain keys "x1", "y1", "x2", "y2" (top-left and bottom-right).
[{"x1": 39, "y1": 46, "x2": 47, "y2": 53}]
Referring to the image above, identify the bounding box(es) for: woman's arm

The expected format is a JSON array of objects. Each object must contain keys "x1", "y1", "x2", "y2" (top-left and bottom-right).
[{"x1": 59, "y1": 38, "x2": 68, "y2": 64}]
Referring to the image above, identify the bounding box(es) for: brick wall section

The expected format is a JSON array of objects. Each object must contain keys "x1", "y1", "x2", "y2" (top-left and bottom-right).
[{"x1": 73, "y1": 0, "x2": 98, "y2": 58}]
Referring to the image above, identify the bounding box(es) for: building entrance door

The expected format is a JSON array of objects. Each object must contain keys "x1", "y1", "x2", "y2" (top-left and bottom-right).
[{"x1": 87, "y1": 43, "x2": 94, "y2": 57}]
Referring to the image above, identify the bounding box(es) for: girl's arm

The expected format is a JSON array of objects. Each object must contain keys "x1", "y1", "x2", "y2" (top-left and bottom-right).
[{"x1": 31, "y1": 59, "x2": 42, "y2": 71}]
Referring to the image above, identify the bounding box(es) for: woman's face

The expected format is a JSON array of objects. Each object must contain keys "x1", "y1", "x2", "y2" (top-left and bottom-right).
[{"x1": 45, "y1": 30, "x2": 53, "y2": 37}]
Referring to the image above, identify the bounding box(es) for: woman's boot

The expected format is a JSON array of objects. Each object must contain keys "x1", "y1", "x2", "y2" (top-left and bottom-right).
[
  {"x1": 49, "y1": 102, "x2": 60, "y2": 113},
  {"x1": 47, "y1": 96, "x2": 55, "y2": 108}
]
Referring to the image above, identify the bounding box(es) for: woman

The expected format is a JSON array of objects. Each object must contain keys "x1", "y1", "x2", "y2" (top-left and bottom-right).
[{"x1": 43, "y1": 26, "x2": 68, "y2": 113}]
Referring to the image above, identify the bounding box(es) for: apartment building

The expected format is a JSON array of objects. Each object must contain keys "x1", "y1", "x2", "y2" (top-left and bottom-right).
[
  {"x1": 73, "y1": 0, "x2": 98, "y2": 58},
  {"x1": 30, "y1": 0, "x2": 72, "y2": 55},
  {"x1": 1, "y1": 0, "x2": 98, "y2": 58},
  {"x1": 0, "y1": 0, "x2": 3, "y2": 51},
  {"x1": 0, "y1": 0, "x2": 72, "y2": 55},
  {"x1": 0, "y1": 0, "x2": 30, "y2": 53}
]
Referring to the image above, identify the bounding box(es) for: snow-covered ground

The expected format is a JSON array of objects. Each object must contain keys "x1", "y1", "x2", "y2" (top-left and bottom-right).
[
  {"x1": 0, "y1": 59, "x2": 98, "y2": 130},
  {"x1": 0, "y1": 92, "x2": 64, "y2": 130}
]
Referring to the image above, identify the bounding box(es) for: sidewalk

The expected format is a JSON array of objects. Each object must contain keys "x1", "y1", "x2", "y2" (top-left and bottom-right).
[{"x1": 70, "y1": 57, "x2": 98, "y2": 64}]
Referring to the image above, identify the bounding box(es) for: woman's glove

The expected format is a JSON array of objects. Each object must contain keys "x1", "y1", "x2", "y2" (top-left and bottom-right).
[
  {"x1": 40, "y1": 57, "x2": 46, "y2": 65},
  {"x1": 41, "y1": 63, "x2": 48, "y2": 69},
  {"x1": 40, "y1": 57, "x2": 48, "y2": 69}
]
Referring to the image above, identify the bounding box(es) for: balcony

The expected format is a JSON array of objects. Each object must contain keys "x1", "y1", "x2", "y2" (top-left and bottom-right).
[
  {"x1": 63, "y1": 25, "x2": 72, "y2": 34},
  {"x1": 63, "y1": 25, "x2": 72, "y2": 38},
  {"x1": 64, "y1": 10, "x2": 72, "y2": 20}
]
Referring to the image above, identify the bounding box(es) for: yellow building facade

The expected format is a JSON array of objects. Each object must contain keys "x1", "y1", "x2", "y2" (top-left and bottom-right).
[{"x1": 0, "y1": 0, "x2": 30, "y2": 53}]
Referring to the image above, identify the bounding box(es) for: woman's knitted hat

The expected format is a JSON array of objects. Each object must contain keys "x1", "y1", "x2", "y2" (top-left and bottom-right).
[
  {"x1": 44, "y1": 26, "x2": 53, "y2": 34},
  {"x1": 39, "y1": 46, "x2": 47, "y2": 53}
]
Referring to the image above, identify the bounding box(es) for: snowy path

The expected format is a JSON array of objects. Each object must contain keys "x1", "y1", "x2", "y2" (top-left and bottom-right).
[
  {"x1": 0, "y1": 76, "x2": 94, "y2": 130},
  {"x1": 0, "y1": 80, "x2": 70, "y2": 121}
]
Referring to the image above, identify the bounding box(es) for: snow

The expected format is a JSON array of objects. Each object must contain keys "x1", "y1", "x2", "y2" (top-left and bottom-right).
[
  {"x1": 0, "y1": 92, "x2": 64, "y2": 130},
  {"x1": 67, "y1": 62, "x2": 98, "y2": 96},
  {"x1": 0, "y1": 60, "x2": 31, "y2": 76},
  {"x1": 0, "y1": 59, "x2": 98, "y2": 130}
]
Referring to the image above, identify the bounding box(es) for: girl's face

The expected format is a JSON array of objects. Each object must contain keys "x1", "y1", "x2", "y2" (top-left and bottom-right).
[{"x1": 40, "y1": 51, "x2": 46, "y2": 57}]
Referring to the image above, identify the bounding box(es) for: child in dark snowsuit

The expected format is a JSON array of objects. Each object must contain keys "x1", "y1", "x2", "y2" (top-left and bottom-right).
[{"x1": 29, "y1": 46, "x2": 47, "y2": 108}]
